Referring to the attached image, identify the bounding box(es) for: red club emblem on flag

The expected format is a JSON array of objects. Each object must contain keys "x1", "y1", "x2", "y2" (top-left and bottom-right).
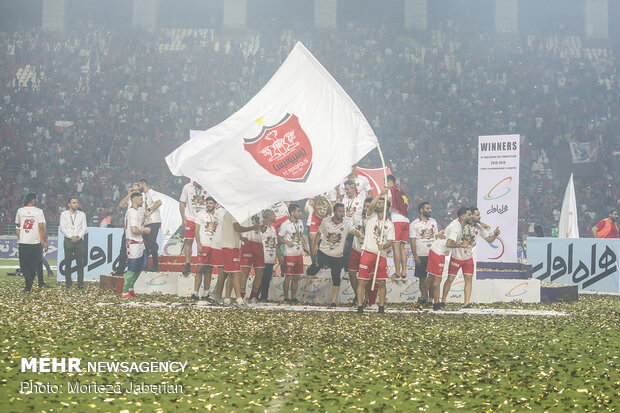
[{"x1": 244, "y1": 113, "x2": 313, "y2": 182}]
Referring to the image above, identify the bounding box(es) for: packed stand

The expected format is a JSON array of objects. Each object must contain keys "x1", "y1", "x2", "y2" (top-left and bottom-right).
[{"x1": 0, "y1": 26, "x2": 618, "y2": 237}]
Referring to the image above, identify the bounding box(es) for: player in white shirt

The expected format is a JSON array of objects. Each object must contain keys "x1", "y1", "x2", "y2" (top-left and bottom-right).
[
  {"x1": 311, "y1": 203, "x2": 360, "y2": 307},
  {"x1": 277, "y1": 204, "x2": 309, "y2": 304},
  {"x1": 305, "y1": 189, "x2": 338, "y2": 275},
  {"x1": 342, "y1": 179, "x2": 365, "y2": 227},
  {"x1": 409, "y1": 201, "x2": 439, "y2": 306},
  {"x1": 444, "y1": 207, "x2": 500, "y2": 308},
  {"x1": 339, "y1": 164, "x2": 373, "y2": 201},
  {"x1": 114, "y1": 183, "x2": 141, "y2": 276},
  {"x1": 121, "y1": 192, "x2": 152, "y2": 298},
  {"x1": 192, "y1": 197, "x2": 221, "y2": 301},
  {"x1": 15, "y1": 193, "x2": 47, "y2": 292},
  {"x1": 139, "y1": 178, "x2": 163, "y2": 272},
  {"x1": 257, "y1": 209, "x2": 277, "y2": 302},
  {"x1": 179, "y1": 181, "x2": 210, "y2": 275},
  {"x1": 240, "y1": 213, "x2": 265, "y2": 302},
  {"x1": 210, "y1": 207, "x2": 259, "y2": 307},
  {"x1": 347, "y1": 197, "x2": 372, "y2": 306},
  {"x1": 59, "y1": 196, "x2": 88, "y2": 289},
  {"x1": 356, "y1": 188, "x2": 395, "y2": 314},
  {"x1": 426, "y1": 207, "x2": 471, "y2": 310}
]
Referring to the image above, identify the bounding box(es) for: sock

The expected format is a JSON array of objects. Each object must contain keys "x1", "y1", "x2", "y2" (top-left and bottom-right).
[
  {"x1": 367, "y1": 284, "x2": 378, "y2": 306},
  {"x1": 194, "y1": 289, "x2": 199, "y2": 295},
  {"x1": 249, "y1": 287, "x2": 258, "y2": 299},
  {"x1": 123, "y1": 271, "x2": 136, "y2": 294},
  {"x1": 240, "y1": 288, "x2": 246, "y2": 298},
  {"x1": 223, "y1": 298, "x2": 230, "y2": 304}
]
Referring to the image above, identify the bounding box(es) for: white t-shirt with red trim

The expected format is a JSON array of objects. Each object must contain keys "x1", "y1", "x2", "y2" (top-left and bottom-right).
[
  {"x1": 430, "y1": 219, "x2": 463, "y2": 256},
  {"x1": 361, "y1": 213, "x2": 395, "y2": 257},
  {"x1": 180, "y1": 183, "x2": 210, "y2": 222},
  {"x1": 318, "y1": 218, "x2": 354, "y2": 258},
  {"x1": 195, "y1": 209, "x2": 219, "y2": 248},
  {"x1": 409, "y1": 217, "x2": 439, "y2": 257},
  {"x1": 279, "y1": 219, "x2": 305, "y2": 257},
  {"x1": 15, "y1": 206, "x2": 45, "y2": 244}
]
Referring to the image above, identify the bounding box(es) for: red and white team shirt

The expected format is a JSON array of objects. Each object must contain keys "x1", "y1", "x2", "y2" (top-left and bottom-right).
[
  {"x1": 240, "y1": 215, "x2": 263, "y2": 244},
  {"x1": 15, "y1": 206, "x2": 46, "y2": 244},
  {"x1": 361, "y1": 213, "x2": 395, "y2": 257},
  {"x1": 317, "y1": 218, "x2": 354, "y2": 258},
  {"x1": 215, "y1": 209, "x2": 240, "y2": 250},
  {"x1": 409, "y1": 217, "x2": 439, "y2": 257},
  {"x1": 279, "y1": 219, "x2": 305, "y2": 256},
  {"x1": 125, "y1": 207, "x2": 145, "y2": 259},
  {"x1": 195, "y1": 210, "x2": 219, "y2": 248},
  {"x1": 180, "y1": 182, "x2": 210, "y2": 222},
  {"x1": 342, "y1": 193, "x2": 365, "y2": 226},
  {"x1": 340, "y1": 175, "x2": 372, "y2": 200},
  {"x1": 430, "y1": 219, "x2": 463, "y2": 256},
  {"x1": 261, "y1": 226, "x2": 278, "y2": 265},
  {"x1": 452, "y1": 223, "x2": 487, "y2": 260}
]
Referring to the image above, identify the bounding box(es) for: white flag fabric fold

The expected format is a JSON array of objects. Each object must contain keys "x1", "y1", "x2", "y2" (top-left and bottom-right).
[
  {"x1": 166, "y1": 42, "x2": 379, "y2": 222},
  {"x1": 558, "y1": 173, "x2": 579, "y2": 238},
  {"x1": 158, "y1": 192, "x2": 182, "y2": 253}
]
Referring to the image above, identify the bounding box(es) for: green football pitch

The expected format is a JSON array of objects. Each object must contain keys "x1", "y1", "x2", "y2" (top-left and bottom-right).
[{"x1": 0, "y1": 263, "x2": 618, "y2": 412}]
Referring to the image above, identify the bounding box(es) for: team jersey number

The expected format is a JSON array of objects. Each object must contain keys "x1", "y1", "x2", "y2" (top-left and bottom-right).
[{"x1": 23, "y1": 219, "x2": 35, "y2": 230}]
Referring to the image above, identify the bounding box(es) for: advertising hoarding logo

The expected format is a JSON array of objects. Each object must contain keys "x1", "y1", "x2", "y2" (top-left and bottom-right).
[
  {"x1": 488, "y1": 236, "x2": 505, "y2": 260},
  {"x1": 484, "y1": 177, "x2": 512, "y2": 200},
  {"x1": 505, "y1": 282, "x2": 528, "y2": 297}
]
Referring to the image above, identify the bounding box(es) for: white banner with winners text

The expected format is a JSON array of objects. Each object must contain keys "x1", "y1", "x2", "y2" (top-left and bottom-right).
[{"x1": 477, "y1": 135, "x2": 520, "y2": 263}]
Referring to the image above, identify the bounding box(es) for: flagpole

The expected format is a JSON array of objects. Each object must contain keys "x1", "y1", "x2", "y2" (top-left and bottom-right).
[{"x1": 371, "y1": 144, "x2": 389, "y2": 291}]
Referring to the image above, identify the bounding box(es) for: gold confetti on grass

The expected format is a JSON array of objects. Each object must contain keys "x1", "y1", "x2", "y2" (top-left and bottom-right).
[{"x1": 0, "y1": 272, "x2": 618, "y2": 411}]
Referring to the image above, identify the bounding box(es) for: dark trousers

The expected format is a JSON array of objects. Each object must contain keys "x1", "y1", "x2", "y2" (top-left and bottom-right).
[
  {"x1": 145, "y1": 223, "x2": 161, "y2": 270},
  {"x1": 63, "y1": 238, "x2": 85, "y2": 287},
  {"x1": 317, "y1": 250, "x2": 346, "y2": 286},
  {"x1": 115, "y1": 232, "x2": 128, "y2": 274},
  {"x1": 19, "y1": 243, "x2": 42, "y2": 292},
  {"x1": 34, "y1": 246, "x2": 47, "y2": 286},
  {"x1": 257, "y1": 263, "x2": 274, "y2": 300}
]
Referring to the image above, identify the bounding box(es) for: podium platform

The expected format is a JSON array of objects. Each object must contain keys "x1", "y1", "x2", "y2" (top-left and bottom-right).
[{"x1": 101, "y1": 257, "x2": 543, "y2": 304}]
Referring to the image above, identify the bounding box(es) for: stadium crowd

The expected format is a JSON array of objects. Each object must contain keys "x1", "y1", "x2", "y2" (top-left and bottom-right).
[{"x1": 1, "y1": 25, "x2": 618, "y2": 237}]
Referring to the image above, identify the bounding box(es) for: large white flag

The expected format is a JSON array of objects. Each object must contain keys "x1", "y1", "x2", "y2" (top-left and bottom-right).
[
  {"x1": 166, "y1": 42, "x2": 379, "y2": 222},
  {"x1": 558, "y1": 173, "x2": 579, "y2": 238}
]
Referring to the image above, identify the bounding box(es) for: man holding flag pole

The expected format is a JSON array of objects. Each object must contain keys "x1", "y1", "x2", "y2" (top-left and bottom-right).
[{"x1": 356, "y1": 185, "x2": 394, "y2": 314}]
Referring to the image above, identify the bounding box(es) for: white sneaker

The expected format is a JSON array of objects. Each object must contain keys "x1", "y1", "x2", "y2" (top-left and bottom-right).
[
  {"x1": 368, "y1": 304, "x2": 379, "y2": 311},
  {"x1": 234, "y1": 300, "x2": 249, "y2": 309},
  {"x1": 248, "y1": 297, "x2": 258, "y2": 304}
]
